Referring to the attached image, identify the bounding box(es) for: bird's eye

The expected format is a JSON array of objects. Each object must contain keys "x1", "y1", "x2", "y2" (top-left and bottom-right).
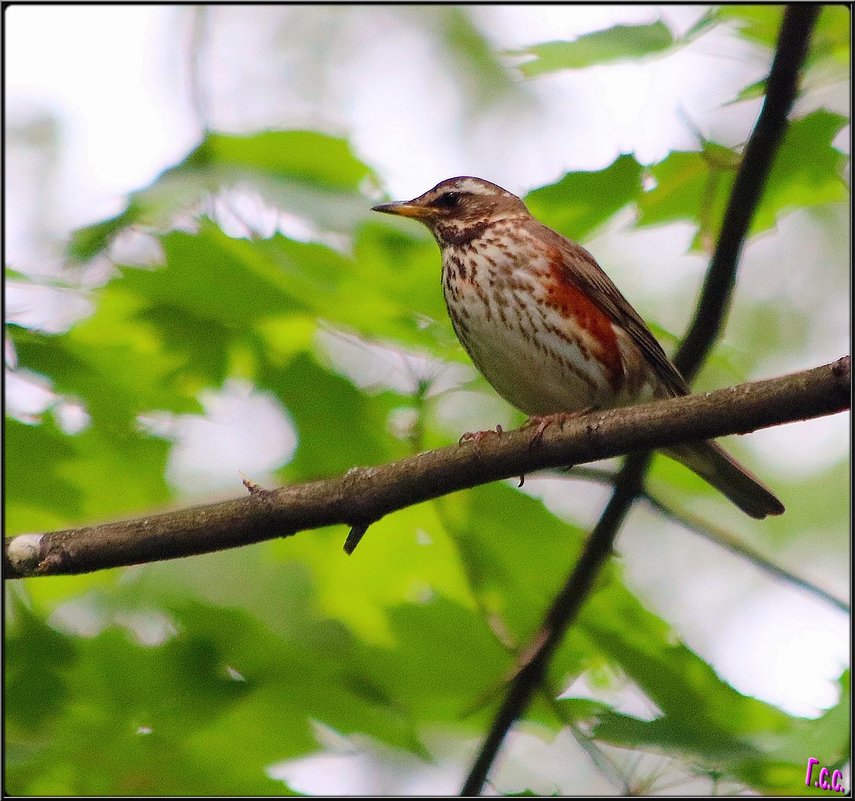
[{"x1": 434, "y1": 191, "x2": 461, "y2": 208}]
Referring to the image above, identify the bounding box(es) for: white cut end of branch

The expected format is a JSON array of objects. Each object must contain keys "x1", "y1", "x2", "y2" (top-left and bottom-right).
[{"x1": 7, "y1": 533, "x2": 43, "y2": 574}]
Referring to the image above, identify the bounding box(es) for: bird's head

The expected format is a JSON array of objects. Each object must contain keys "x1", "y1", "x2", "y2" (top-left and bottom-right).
[{"x1": 372, "y1": 176, "x2": 529, "y2": 245}]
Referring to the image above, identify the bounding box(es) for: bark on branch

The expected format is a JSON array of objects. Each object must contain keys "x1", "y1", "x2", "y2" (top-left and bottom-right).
[{"x1": 4, "y1": 356, "x2": 849, "y2": 580}]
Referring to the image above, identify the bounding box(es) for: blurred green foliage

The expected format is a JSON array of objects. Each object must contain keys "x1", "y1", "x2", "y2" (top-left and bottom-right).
[
  {"x1": 5, "y1": 5, "x2": 849, "y2": 796},
  {"x1": 510, "y1": 20, "x2": 676, "y2": 77}
]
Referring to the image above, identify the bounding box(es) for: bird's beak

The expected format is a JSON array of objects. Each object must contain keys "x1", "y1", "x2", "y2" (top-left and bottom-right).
[{"x1": 371, "y1": 200, "x2": 431, "y2": 219}]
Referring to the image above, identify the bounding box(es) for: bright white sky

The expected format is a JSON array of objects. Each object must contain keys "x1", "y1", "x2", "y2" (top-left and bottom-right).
[
  {"x1": 4, "y1": 6, "x2": 849, "y2": 787},
  {"x1": 5, "y1": 5, "x2": 199, "y2": 230}
]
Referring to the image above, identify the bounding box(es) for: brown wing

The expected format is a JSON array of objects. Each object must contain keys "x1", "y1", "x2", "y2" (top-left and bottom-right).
[{"x1": 540, "y1": 222, "x2": 690, "y2": 398}]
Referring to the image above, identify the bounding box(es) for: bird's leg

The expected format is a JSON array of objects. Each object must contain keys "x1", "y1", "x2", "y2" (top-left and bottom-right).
[{"x1": 524, "y1": 408, "x2": 595, "y2": 448}]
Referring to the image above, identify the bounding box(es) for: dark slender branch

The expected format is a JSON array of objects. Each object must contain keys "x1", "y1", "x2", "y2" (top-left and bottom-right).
[
  {"x1": 674, "y1": 4, "x2": 821, "y2": 381},
  {"x1": 461, "y1": 450, "x2": 653, "y2": 795},
  {"x1": 462, "y1": 8, "x2": 821, "y2": 793},
  {"x1": 643, "y1": 493, "x2": 849, "y2": 615},
  {"x1": 4, "y1": 358, "x2": 848, "y2": 579},
  {"x1": 566, "y1": 466, "x2": 849, "y2": 614}
]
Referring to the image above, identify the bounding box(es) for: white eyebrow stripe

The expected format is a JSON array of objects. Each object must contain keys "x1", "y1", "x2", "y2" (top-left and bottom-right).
[{"x1": 453, "y1": 178, "x2": 498, "y2": 195}]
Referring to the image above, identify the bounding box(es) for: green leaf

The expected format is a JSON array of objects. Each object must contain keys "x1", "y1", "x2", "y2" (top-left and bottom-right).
[
  {"x1": 5, "y1": 414, "x2": 171, "y2": 534},
  {"x1": 265, "y1": 351, "x2": 402, "y2": 480},
  {"x1": 725, "y1": 7, "x2": 849, "y2": 105},
  {"x1": 68, "y1": 130, "x2": 378, "y2": 261},
  {"x1": 512, "y1": 21, "x2": 675, "y2": 77},
  {"x1": 348, "y1": 220, "x2": 462, "y2": 355},
  {"x1": 8, "y1": 314, "x2": 202, "y2": 431},
  {"x1": 123, "y1": 224, "x2": 320, "y2": 327},
  {"x1": 635, "y1": 112, "x2": 848, "y2": 249},
  {"x1": 378, "y1": 595, "x2": 509, "y2": 723},
  {"x1": 636, "y1": 149, "x2": 733, "y2": 245},
  {"x1": 183, "y1": 130, "x2": 376, "y2": 192},
  {"x1": 5, "y1": 597, "x2": 78, "y2": 731},
  {"x1": 681, "y1": 8, "x2": 721, "y2": 43},
  {"x1": 728, "y1": 77, "x2": 768, "y2": 104},
  {"x1": 4, "y1": 603, "x2": 297, "y2": 794},
  {"x1": 590, "y1": 672, "x2": 850, "y2": 795},
  {"x1": 120, "y1": 222, "x2": 451, "y2": 367},
  {"x1": 6, "y1": 325, "x2": 174, "y2": 530},
  {"x1": 4, "y1": 590, "x2": 429, "y2": 794},
  {"x1": 524, "y1": 155, "x2": 644, "y2": 241},
  {"x1": 67, "y1": 204, "x2": 143, "y2": 263},
  {"x1": 716, "y1": 6, "x2": 785, "y2": 49},
  {"x1": 768, "y1": 670, "x2": 850, "y2": 766},
  {"x1": 4, "y1": 416, "x2": 83, "y2": 530},
  {"x1": 583, "y1": 584, "x2": 793, "y2": 739},
  {"x1": 68, "y1": 223, "x2": 354, "y2": 398},
  {"x1": 754, "y1": 110, "x2": 849, "y2": 232},
  {"x1": 809, "y1": 5, "x2": 851, "y2": 67},
  {"x1": 638, "y1": 150, "x2": 719, "y2": 228},
  {"x1": 439, "y1": 482, "x2": 587, "y2": 646},
  {"x1": 567, "y1": 585, "x2": 851, "y2": 794}
]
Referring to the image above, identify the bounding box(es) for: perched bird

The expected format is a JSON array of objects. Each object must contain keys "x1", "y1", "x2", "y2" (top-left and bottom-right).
[{"x1": 373, "y1": 176, "x2": 784, "y2": 519}]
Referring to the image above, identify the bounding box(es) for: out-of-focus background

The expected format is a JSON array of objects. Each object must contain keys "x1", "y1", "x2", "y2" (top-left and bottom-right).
[{"x1": 5, "y1": 5, "x2": 850, "y2": 795}]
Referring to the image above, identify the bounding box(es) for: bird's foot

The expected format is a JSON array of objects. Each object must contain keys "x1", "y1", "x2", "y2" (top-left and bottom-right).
[
  {"x1": 524, "y1": 408, "x2": 594, "y2": 448},
  {"x1": 459, "y1": 424, "x2": 504, "y2": 446}
]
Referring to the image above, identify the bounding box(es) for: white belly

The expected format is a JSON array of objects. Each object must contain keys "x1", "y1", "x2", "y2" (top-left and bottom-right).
[{"x1": 444, "y1": 267, "x2": 618, "y2": 415}]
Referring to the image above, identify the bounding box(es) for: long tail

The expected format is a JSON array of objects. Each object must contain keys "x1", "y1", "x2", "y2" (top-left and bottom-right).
[{"x1": 665, "y1": 440, "x2": 784, "y2": 519}]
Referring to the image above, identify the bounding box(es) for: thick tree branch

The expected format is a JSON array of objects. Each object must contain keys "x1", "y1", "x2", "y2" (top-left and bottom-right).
[
  {"x1": 4, "y1": 357, "x2": 849, "y2": 579},
  {"x1": 463, "y1": 7, "x2": 823, "y2": 793}
]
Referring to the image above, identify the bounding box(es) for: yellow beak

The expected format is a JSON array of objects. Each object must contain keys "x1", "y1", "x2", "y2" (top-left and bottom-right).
[{"x1": 371, "y1": 200, "x2": 432, "y2": 219}]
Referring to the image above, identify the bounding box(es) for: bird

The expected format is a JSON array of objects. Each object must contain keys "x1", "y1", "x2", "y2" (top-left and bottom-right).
[{"x1": 372, "y1": 176, "x2": 784, "y2": 519}]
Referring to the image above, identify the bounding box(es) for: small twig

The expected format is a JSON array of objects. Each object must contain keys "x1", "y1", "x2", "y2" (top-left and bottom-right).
[
  {"x1": 240, "y1": 472, "x2": 265, "y2": 495},
  {"x1": 643, "y1": 494, "x2": 849, "y2": 614},
  {"x1": 186, "y1": 6, "x2": 212, "y2": 134},
  {"x1": 343, "y1": 521, "x2": 372, "y2": 554},
  {"x1": 562, "y1": 465, "x2": 849, "y2": 614}
]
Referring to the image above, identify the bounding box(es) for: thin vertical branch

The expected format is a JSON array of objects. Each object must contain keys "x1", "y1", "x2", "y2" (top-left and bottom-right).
[
  {"x1": 186, "y1": 5, "x2": 212, "y2": 134},
  {"x1": 674, "y1": 5, "x2": 821, "y2": 381},
  {"x1": 461, "y1": 452, "x2": 652, "y2": 795}
]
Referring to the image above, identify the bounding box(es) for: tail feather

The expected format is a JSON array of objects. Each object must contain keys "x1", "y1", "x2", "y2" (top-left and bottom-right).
[{"x1": 665, "y1": 440, "x2": 784, "y2": 519}]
